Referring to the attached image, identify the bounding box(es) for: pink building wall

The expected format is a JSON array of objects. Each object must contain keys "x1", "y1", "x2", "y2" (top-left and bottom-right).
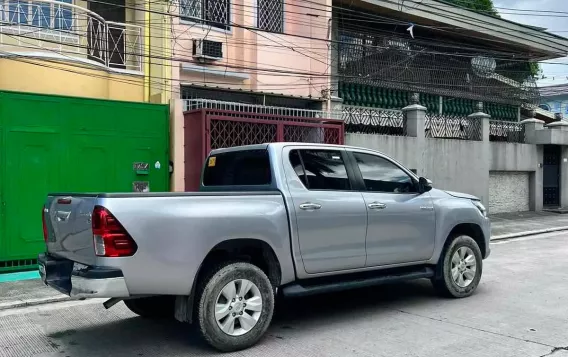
[{"x1": 171, "y1": 0, "x2": 332, "y2": 99}]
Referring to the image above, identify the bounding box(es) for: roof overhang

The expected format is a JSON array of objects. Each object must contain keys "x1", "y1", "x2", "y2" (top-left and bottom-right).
[
  {"x1": 539, "y1": 84, "x2": 568, "y2": 98},
  {"x1": 349, "y1": 0, "x2": 568, "y2": 60}
]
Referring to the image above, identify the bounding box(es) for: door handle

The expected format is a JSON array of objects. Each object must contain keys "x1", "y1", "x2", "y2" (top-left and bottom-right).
[
  {"x1": 299, "y1": 202, "x2": 322, "y2": 210},
  {"x1": 368, "y1": 202, "x2": 387, "y2": 210}
]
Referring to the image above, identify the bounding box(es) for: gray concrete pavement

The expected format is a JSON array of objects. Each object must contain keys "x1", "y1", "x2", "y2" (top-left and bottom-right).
[{"x1": 1, "y1": 232, "x2": 568, "y2": 356}]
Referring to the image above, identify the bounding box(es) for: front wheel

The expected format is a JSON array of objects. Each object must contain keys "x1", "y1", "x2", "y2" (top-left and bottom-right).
[
  {"x1": 195, "y1": 262, "x2": 274, "y2": 352},
  {"x1": 432, "y1": 235, "x2": 483, "y2": 298}
]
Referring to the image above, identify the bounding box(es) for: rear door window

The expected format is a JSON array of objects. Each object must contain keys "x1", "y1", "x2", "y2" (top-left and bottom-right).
[
  {"x1": 203, "y1": 149, "x2": 272, "y2": 186},
  {"x1": 289, "y1": 149, "x2": 351, "y2": 190}
]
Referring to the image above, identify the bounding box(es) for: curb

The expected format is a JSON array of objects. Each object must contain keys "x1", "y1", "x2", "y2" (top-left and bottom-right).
[
  {"x1": 491, "y1": 226, "x2": 568, "y2": 241},
  {"x1": 0, "y1": 295, "x2": 70, "y2": 311}
]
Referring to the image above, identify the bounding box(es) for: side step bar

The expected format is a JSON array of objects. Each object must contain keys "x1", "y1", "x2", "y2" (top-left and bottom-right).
[{"x1": 281, "y1": 266, "x2": 434, "y2": 297}]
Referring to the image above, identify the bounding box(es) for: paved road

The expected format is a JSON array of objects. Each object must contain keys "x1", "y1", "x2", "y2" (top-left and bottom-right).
[{"x1": 1, "y1": 232, "x2": 568, "y2": 357}]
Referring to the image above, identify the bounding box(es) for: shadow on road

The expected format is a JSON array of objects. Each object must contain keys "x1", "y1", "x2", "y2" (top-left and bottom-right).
[{"x1": 46, "y1": 280, "x2": 441, "y2": 355}]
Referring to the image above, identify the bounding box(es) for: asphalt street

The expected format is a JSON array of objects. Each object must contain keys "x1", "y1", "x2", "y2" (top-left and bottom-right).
[{"x1": 1, "y1": 232, "x2": 567, "y2": 357}]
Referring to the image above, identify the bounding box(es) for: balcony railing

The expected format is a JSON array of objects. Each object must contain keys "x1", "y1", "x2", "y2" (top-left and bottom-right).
[{"x1": 0, "y1": 0, "x2": 142, "y2": 72}]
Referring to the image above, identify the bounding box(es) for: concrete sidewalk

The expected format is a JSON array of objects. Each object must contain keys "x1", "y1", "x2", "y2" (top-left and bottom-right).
[
  {"x1": 0, "y1": 279, "x2": 68, "y2": 310},
  {"x1": 2, "y1": 210, "x2": 568, "y2": 312},
  {"x1": 490, "y1": 211, "x2": 568, "y2": 239}
]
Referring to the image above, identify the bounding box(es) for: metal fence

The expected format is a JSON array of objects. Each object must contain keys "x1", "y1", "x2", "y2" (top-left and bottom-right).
[
  {"x1": 342, "y1": 105, "x2": 407, "y2": 136},
  {"x1": 0, "y1": 0, "x2": 143, "y2": 72},
  {"x1": 184, "y1": 108, "x2": 344, "y2": 190},
  {"x1": 425, "y1": 113, "x2": 482, "y2": 141},
  {"x1": 184, "y1": 99, "x2": 341, "y2": 119},
  {"x1": 489, "y1": 120, "x2": 525, "y2": 143}
]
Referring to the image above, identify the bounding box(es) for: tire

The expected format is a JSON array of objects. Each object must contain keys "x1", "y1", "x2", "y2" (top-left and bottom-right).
[
  {"x1": 432, "y1": 235, "x2": 483, "y2": 298},
  {"x1": 195, "y1": 262, "x2": 274, "y2": 352},
  {"x1": 123, "y1": 296, "x2": 175, "y2": 318}
]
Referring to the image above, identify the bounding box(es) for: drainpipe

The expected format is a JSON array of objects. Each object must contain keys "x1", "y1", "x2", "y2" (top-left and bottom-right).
[
  {"x1": 144, "y1": 0, "x2": 151, "y2": 102},
  {"x1": 327, "y1": 17, "x2": 332, "y2": 112},
  {"x1": 162, "y1": 1, "x2": 171, "y2": 104}
]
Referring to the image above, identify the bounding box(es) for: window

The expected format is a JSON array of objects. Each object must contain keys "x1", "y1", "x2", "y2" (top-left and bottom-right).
[
  {"x1": 539, "y1": 104, "x2": 551, "y2": 111},
  {"x1": 290, "y1": 150, "x2": 351, "y2": 191},
  {"x1": 180, "y1": 0, "x2": 230, "y2": 30},
  {"x1": 257, "y1": 0, "x2": 283, "y2": 33},
  {"x1": 353, "y1": 152, "x2": 416, "y2": 193},
  {"x1": 1, "y1": 0, "x2": 73, "y2": 31},
  {"x1": 202, "y1": 149, "x2": 271, "y2": 186}
]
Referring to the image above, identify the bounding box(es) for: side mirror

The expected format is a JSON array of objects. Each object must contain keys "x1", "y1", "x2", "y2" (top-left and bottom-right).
[{"x1": 418, "y1": 177, "x2": 433, "y2": 193}]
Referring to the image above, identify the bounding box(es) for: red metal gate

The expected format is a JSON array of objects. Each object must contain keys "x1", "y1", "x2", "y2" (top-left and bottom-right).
[{"x1": 184, "y1": 108, "x2": 344, "y2": 191}]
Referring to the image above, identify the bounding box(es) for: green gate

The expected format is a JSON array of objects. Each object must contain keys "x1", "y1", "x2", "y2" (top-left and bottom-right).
[{"x1": 0, "y1": 91, "x2": 169, "y2": 272}]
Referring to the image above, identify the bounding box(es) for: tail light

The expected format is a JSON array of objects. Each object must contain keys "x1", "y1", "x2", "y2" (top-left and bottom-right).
[
  {"x1": 92, "y1": 206, "x2": 137, "y2": 257},
  {"x1": 42, "y1": 207, "x2": 48, "y2": 243}
]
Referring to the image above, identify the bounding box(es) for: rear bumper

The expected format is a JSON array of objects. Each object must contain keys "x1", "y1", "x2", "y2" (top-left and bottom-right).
[{"x1": 38, "y1": 253, "x2": 130, "y2": 299}]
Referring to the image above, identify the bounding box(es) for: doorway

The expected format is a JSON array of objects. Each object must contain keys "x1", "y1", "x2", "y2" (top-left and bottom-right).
[{"x1": 543, "y1": 145, "x2": 561, "y2": 207}]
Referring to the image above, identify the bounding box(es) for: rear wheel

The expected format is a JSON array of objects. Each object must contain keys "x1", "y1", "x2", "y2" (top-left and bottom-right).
[
  {"x1": 195, "y1": 262, "x2": 274, "y2": 352},
  {"x1": 123, "y1": 296, "x2": 175, "y2": 318},
  {"x1": 432, "y1": 235, "x2": 483, "y2": 298}
]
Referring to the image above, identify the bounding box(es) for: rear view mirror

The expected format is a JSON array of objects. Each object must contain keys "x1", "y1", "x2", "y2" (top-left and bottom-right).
[{"x1": 418, "y1": 177, "x2": 432, "y2": 193}]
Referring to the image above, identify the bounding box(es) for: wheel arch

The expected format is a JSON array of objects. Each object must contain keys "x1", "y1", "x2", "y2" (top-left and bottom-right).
[
  {"x1": 446, "y1": 223, "x2": 486, "y2": 258},
  {"x1": 177, "y1": 238, "x2": 282, "y2": 324}
]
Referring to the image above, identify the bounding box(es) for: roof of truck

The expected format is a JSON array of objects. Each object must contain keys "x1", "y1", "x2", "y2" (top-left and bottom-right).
[{"x1": 210, "y1": 142, "x2": 364, "y2": 155}]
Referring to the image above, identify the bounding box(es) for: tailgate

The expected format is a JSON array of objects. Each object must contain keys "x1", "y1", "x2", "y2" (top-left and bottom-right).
[{"x1": 43, "y1": 194, "x2": 99, "y2": 265}]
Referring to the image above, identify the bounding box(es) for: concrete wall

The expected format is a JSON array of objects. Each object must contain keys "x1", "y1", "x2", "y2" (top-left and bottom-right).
[
  {"x1": 422, "y1": 139, "x2": 488, "y2": 203},
  {"x1": 489, "y1": 172, "x2": 530, "y2": 213},
  {"x1": 0, "y1": 59, "x2": 144, "y2": 102},
  {"x1": 346, "y1": 134, "x2": 489, "y2": 204},
  {"x1": 346, "y1": 133, "x2": 540, "y2": 212},
  {"x1": 490, "y1": 142, "x2": 538, "y2": 171},
  {"x1": 345, "y1": 134, "x2": 418, "y2": 170}
]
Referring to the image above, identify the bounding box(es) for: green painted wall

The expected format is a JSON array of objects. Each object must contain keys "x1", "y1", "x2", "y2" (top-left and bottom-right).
[{"x1": 0, "y1": 91, "x2": 169, "y2": 271}]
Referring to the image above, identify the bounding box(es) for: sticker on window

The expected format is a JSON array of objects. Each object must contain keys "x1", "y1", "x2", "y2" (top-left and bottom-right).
[
  {"x1": 332, "y1": 156, "x2": 341, "y2": 160},
  {"x1": 208, "y1": 157, "x2": 217, "y2": 167}
]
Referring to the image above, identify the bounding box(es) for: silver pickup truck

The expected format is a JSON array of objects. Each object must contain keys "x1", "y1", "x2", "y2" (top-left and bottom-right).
[{"x1": 39, "y1": 142, "x2": 490, "y2": 351}]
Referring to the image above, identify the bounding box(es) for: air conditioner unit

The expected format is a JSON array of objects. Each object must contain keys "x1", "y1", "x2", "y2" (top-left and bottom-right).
[{"x1": 192, "y1": 39, "x2": 223, "y2": 61}]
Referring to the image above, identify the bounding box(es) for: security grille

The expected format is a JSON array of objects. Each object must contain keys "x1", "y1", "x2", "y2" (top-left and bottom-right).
[
  {"x1": 184, "y1": 108, "x2": 344, "y2": 190},
  {"x1": 283, "y1": 125, "x2": 341, "y2": 144},
  {"x1": 257, "y1": 0, "x2": 283, "y2": 33},
  {"x1": 343, "y1": 106, "x2": 407, "y2": 136},
  {"x1": 210, "y1": 120, "x2": 277, "y2": 150},
  {"x1": 180, "y1": 0, "x2": 230, "y2": 30},
  {"x1": 336, "y1": 10, "x2": 540, "y2": 107},
  {"x1": 489, "y1": 121, "x2": 525, "y2": 143},
  {"x1": 425, "y1": 113, "x2": 482, "y2": 141}
]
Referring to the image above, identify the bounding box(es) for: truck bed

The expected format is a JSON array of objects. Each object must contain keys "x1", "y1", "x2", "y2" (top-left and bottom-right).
[{"x1": 42, "y1": 191, "x2": 293, "y2": 296}]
